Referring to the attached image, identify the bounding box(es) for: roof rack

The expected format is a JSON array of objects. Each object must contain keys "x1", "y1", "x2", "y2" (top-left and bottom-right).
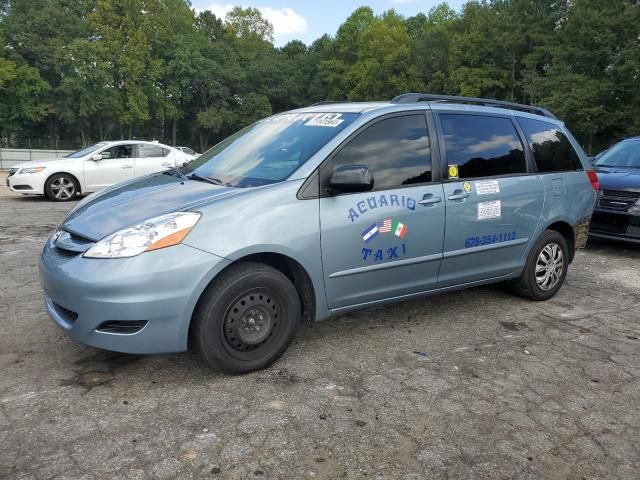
[
  {"x1": 391, "y1": 93, "x2": 555, "y2": 119},
  {"x1": 311, "y1": 100, "x2": 348, "y2": 106}
]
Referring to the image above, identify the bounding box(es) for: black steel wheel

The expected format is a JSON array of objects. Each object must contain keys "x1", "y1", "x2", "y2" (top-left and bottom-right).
[
  {"x1": 193, "y1": 262, "x2": 300, "y2": 373},
  {"x1": 222, "y1": 290, "x2": 282, "y2": 356}
]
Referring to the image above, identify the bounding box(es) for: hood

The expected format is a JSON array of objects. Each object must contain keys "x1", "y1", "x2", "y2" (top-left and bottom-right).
[
  {"x1": 595, "y1": 166, "x2": 640, "y2": 192},
  {"x1": 62, "y1": 172, "x2": 239, "y2": 241},
  {"x1": 12, "y1": 157, "x2": 76, "y2": 169}
]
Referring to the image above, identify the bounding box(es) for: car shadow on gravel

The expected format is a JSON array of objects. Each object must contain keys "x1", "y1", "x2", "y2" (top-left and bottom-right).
[
  {"x1": 585, "y1": 238, "x2": 640, "y2": 256},
  {"x1": 61, "y1": 285, "x2": 493, "y2": 380}
]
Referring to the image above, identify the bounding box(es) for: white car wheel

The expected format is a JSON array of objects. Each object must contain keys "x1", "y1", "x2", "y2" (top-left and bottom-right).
[{"x1": 45, "y1": 174, "x2": 78, "y2": 202}]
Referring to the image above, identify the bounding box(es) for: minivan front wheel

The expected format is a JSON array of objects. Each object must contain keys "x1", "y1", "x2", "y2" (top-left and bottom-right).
[
  {"x1": 511, "y1": 229, "x2": 569, "y2": 301},
  {"x1": 193, "y1": 262, "x2": 300, "y2": 373}
]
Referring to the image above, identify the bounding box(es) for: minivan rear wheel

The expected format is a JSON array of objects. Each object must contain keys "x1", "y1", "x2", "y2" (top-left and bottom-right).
[
  {"x1": 193, "y1": 262, "x2": 300, "y2": 373},
  {"x1": 511, "y1": 229, "x2": 569, "y2": 301}
]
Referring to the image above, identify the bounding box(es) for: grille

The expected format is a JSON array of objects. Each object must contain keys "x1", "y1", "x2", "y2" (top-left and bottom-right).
[{"x1": 598, "y1": 190, "x2": 640, "y2": 211}]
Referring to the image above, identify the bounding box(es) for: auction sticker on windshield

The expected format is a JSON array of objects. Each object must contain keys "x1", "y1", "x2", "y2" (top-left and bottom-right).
[{"x1": 305, "y1": 113, "x2": 345, "y2": 127}]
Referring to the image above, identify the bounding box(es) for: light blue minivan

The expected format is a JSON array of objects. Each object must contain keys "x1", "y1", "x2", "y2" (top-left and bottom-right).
[{"x1": 40, "y1": 94, "x2": 598, "y2": 372}]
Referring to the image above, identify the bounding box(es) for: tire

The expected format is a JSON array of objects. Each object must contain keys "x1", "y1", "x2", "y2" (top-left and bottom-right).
[
  {"x1": 193, "y1": 262, "x2": 301, "y2": 374},
  {"x1": 511, "y1": 229, "x2": 569, "y2": 301},
  {"x1": 45, "y1": 173, "x2": 78, "y2": 201}
]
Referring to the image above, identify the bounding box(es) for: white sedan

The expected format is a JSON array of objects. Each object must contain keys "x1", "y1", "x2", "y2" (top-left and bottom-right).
[{"x1": 6, "y1": 140, "x2": 197, "y2": 201}]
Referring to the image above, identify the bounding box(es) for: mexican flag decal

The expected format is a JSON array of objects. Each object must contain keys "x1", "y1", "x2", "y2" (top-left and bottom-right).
[{"x1": 393, "y1": 220, "x2": 408, "y2": 238}]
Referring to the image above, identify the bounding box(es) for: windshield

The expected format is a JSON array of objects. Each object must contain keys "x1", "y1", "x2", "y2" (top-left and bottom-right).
[
  {"x1": 67, "y1": 142, "x2": 108, "y2": 158},
  {"x1": 184, "y1": 112, "x2": 358, "y2": 187},
  {"x1": 596, "y1": 141, "x2": 640, "y2": 168}
]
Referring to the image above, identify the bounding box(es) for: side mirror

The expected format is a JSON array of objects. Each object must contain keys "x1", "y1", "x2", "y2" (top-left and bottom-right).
[
  {"x1": 90, "y1": 153, "x2": 102, "y2": 161},
  {"x1": 329, "y1": 164, "x2": 374, "y2": 193}
]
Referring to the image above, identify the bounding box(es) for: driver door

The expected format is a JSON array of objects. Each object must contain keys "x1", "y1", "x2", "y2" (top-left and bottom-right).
[
  {"x1": 319, "y1": 113, "x2": 445, "y2": 309},
  {"x1": 84, "y1": 144, "x2": 135, "y2": 191}
]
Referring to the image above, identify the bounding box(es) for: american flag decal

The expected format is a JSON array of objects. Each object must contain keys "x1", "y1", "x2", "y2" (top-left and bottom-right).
[{"x1": 378, "y1": 218, "x2": 392, "y2": 233}]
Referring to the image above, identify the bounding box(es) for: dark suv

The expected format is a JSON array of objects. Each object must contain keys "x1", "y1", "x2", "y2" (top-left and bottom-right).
[{"x1": 589, "y1": 136, "x2": 640, "y2": 243}]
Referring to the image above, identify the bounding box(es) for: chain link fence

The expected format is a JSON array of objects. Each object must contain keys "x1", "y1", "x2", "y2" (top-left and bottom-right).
[{"x1": 0, "y1": 137, "x2": 81, "y2": 151}]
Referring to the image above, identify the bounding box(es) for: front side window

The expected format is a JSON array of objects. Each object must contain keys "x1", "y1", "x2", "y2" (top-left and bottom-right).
[
  {"x1": 517, "y1": 117, "x2": 582, "y2": 172},
  {"x1": 100, "y1": 145, "x2": 133, "y2": 160},
  {"x1": 186, "y1": 112, "x2": 358, "y2": 188},
  {"x1": 595, "y1": 140, "x2": 640, "y2": 168},
  {"x1": 440, "y1": 114, "x2": 526, "y2": 179},
  {"x1": 69, "y1": 143, "x2": 108, "y2": 158},
  {"x1": 332, "y1": 114, "x2": 432, "y2": 190}
]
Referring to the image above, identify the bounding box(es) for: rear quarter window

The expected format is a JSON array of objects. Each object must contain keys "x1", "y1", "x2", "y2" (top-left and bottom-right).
[{"x1": 516, "y1": 117, "x2": 583, "y2": 172}]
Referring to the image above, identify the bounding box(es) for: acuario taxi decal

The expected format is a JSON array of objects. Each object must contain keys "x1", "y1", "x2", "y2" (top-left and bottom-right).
[
  {"x1": 347, "y1": 193, "x2": 416, "y2": 223},
  {"x1": 361, "y1": 218, "x2": 409, "y2": 263}
]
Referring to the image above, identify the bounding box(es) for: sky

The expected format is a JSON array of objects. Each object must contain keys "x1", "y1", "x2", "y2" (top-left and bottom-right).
[{"x1": 191, "y1": 0, "x2": 466, "y2": 46}]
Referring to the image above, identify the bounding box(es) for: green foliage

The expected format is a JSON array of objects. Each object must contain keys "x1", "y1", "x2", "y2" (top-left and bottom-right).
[
  {"x1": 0, "y1": 0, "x2": 638, "y2": 153},
  {"x1": 225, "y1": 6, "x2": 274, "y2": 43},
  {"x1": 0, "y1": 60, "x2": 49, "y2": 129}
]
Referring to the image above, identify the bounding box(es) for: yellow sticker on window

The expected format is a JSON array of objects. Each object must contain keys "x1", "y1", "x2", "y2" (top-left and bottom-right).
[
  {"x1": 463, "y1": 181, "x2": 472, "y2": 193},
  {"x1": 448, "y1": 164, "x2": 459, "y2": 179}
]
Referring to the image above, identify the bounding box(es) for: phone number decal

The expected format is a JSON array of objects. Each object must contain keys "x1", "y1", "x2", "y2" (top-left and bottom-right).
[{"x1": 465, "y1": 231, "x2": 516, "y2": 248}]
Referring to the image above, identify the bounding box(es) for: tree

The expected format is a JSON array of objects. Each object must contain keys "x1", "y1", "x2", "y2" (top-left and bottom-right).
[
  {"x1": 225, "y1": 6, "x2": 273, "y2": 43},
  {"x1": 0, "y1": 0, "x2": 638, "y2": 152},
  {"x1": 91, "y1": 0, "x2": 164, "y2": 138},
  {"x1": 0, "y1": 58, "x2": 48, "y2": 135}
]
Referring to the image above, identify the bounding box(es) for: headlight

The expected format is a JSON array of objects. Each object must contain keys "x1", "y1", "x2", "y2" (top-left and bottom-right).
[
  {"x1": 20, "y1": 166, "x2": 46, "y2": 174},
  {"x1": 84, "y1": 212, "x2": 201, "y2": 258}
]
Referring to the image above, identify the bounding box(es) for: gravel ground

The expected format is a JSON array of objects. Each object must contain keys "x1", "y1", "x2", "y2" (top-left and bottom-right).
[{"x1": 1, "y1": 174, "x2": 639, "y2": 479}]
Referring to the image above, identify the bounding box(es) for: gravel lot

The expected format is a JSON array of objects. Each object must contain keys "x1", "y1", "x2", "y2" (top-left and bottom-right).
[{"x1": 1, "y1": 173, "x2": 639, "y2": 479}]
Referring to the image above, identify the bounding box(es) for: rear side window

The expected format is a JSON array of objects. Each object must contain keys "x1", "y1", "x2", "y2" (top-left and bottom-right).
[
  {"x1": 517, "y1": 118, "x2": 582, "y2": 172},
  {"x1": 332, "y1": 114, "x2": 431, "y2": 190},
  {"x1": 138, "y1": 144, "x2": 170, "y2": 158},
  {"x1": 439, "y1": 114, "x2": 526, "y2": 179}
]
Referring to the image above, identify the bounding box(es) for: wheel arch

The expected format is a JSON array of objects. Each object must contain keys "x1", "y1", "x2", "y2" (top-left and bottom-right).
[
  {"x1": 45, "y1": 171, "x2": 82, "y2": 194},
  {"x1": 543, "y1": 220, "x2": 575, "y2": 263},
  {"x1": 187, "y1": 251, "x2": 317, "y2": 348}
]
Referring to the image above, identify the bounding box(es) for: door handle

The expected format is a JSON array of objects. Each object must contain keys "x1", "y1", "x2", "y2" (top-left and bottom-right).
[
  {"x1": 121, "y1": 165, "x2": 133, "y2": 169},
  {"x1": 447, "y1": 192, "x2": 470, "y2": 201},
  {"x1": 418, "y1": 195, "x2": 443, "y2": 206}
]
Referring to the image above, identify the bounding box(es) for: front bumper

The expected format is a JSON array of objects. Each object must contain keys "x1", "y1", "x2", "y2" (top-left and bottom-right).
[
  {"x1": 40, "y1": 237, "x2": 230, "y2": 354},
  {"x1": 7, "y1": 171, "x2": 45, "y2": 194},
  {"x1": 588, "y1": 208, "x2": 640, "y2": 243}
]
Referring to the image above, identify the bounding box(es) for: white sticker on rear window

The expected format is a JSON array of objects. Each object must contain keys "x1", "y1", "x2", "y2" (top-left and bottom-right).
[
  {"x1": 478, "y1": 200, "x2": 501, "y2": 220},
  {"x1": 305, "y1": 113, "x2": 344, "y2": 127},
  {"x1": 475, "y1": 180, "x2": 500, "y2": 195}
]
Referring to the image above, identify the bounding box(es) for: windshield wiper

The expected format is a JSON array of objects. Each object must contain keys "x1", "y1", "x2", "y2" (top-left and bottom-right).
[
  {"x1": 165, "y1": 165, "x2": 188, "y2": 181},
  {"x1": 187, "y1": 172, "x2": 228, "y2": 186}
]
